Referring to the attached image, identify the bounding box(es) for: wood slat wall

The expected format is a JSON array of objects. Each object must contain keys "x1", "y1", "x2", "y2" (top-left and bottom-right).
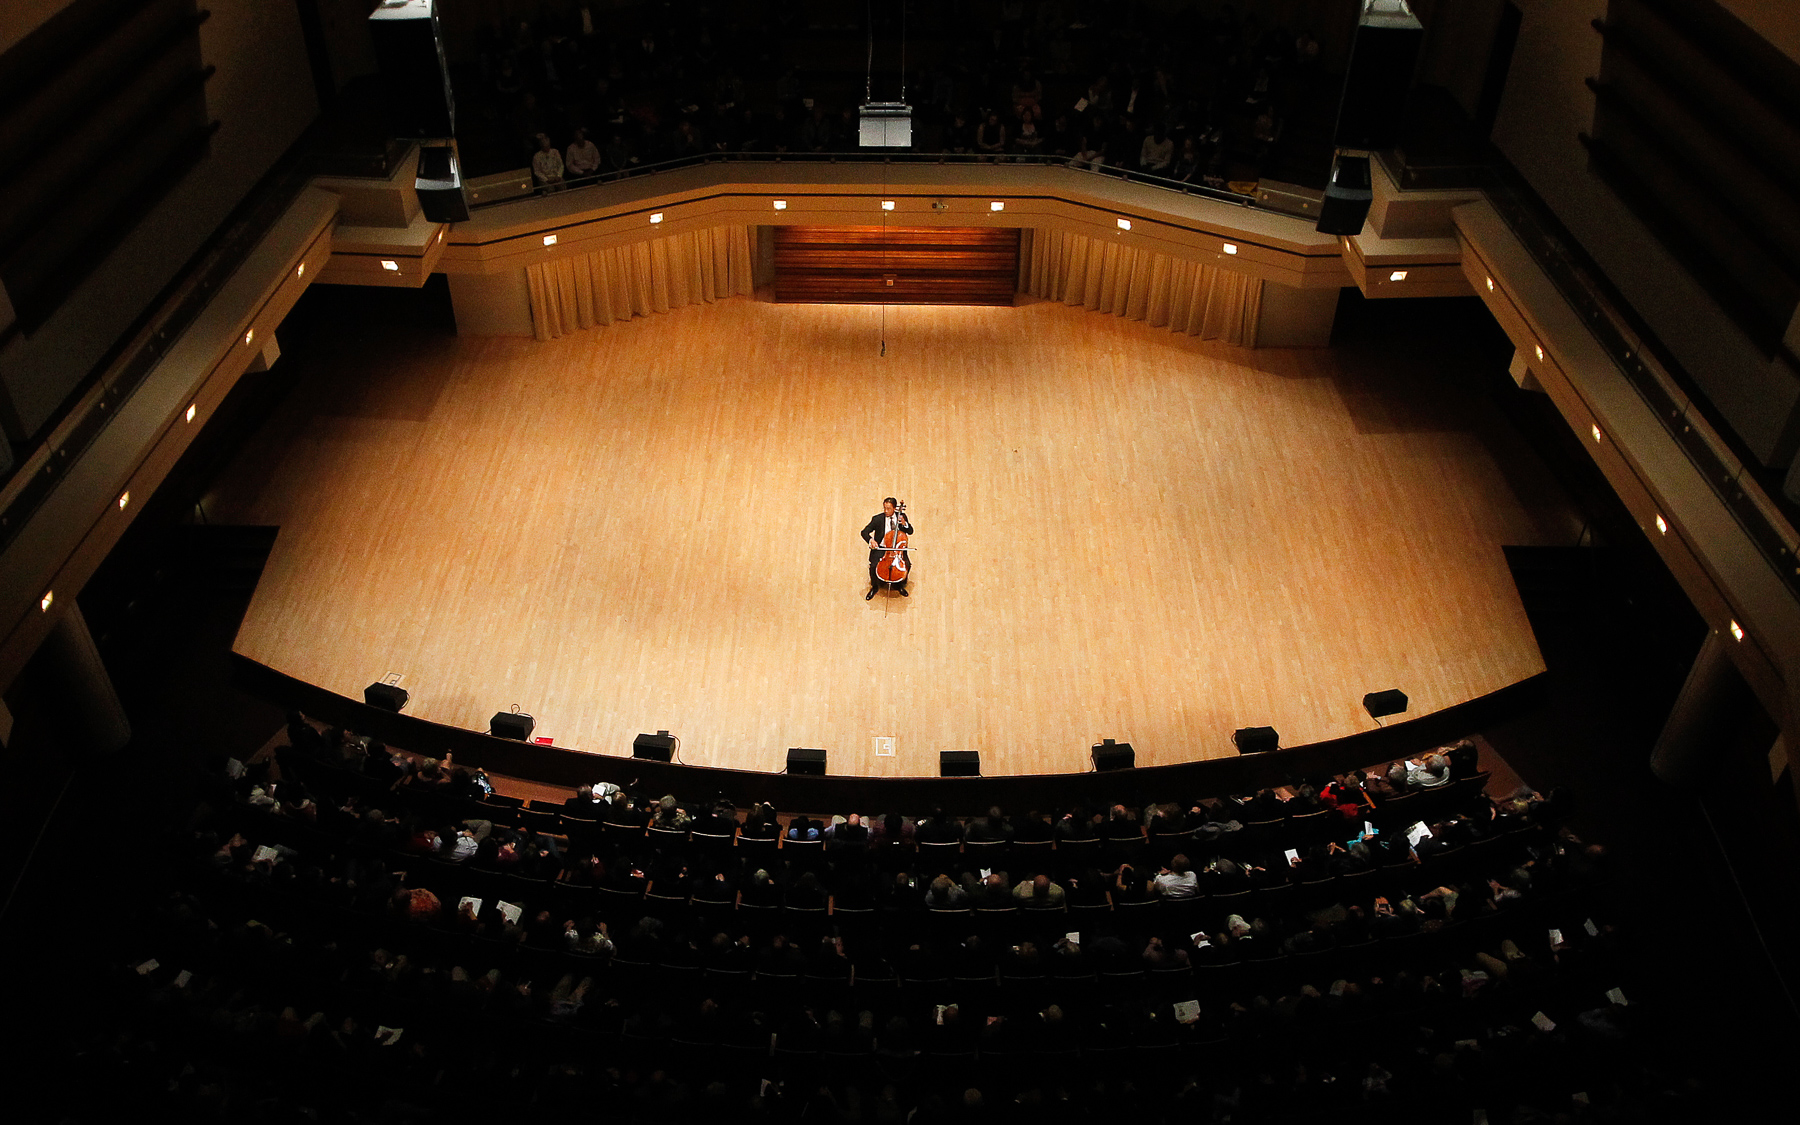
[{"x1": 774, "y1": 226, "x2": 1019, "y2": 305}]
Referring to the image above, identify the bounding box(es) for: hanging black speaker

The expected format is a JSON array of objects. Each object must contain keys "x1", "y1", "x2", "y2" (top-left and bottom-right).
[
  {"x1": 1331, "y1": 0, "x2": 1424, "y2": 152},
  {"x1": 369, "y1": 0, "x2": 456, "y2": 139},
  {"x1": 1316, "y1": 153, "x2": 1373, "y2": 236},
  {"x1": 416, "y1": 142, "x2": 469, "y2": 223}
]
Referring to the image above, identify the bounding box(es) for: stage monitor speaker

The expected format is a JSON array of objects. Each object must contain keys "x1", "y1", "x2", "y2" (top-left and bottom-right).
[
  {"x1": 369, "y1": 0, "x2": 456, "y2": 138},
  {"x1": 1233, "y1": 726, "x2": 1280, "y2": 754},
  {"x1": 491, "y1": 710, "x2": 535, "y2": 740},
  {"x1": 633, "y1": 731, "x2": 675, "y2": 762},
  {"x1": 940, "y1": 750, "x2": 981, "y2": 777},
  {"x1": 1091, "y1": 738, "x2": 1135, "y2": 771},
  {"x1": 1363, "y1": 689, "x2": 1409, "y2": 719},
  {"x1": 1315, "y1": 154, "x2": 1373, "y2": 235},
  {"x1": 364, "y1": 682, "x2": 409, "y2": 712},
  {"x1": 1331, "y1": 0, "x2": 1424, "y2": 151},
  {"x1": 787, "y1": 747, "x2": 828, "y2": 775},
  {"x1": 415, "y1": 142, "x2": 469, "y2": 223}
]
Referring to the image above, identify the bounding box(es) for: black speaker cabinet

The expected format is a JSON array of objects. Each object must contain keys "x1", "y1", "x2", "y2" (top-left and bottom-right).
[
  {"x1": 1315, "y1": 154, "x2": 1373, "y2": 236},
  {"x1": 786, "y1": 747, "x2": 828, "y2": 775},
  {"x1": 632, "y1": 731, "x2": 675, "y2": 762},
  {"x1": 1363, "y1": 689, "x2": 1409, "y2": 719},
  {"x1": 1091, "y1": 739, "x2": 1135, "y2": 771},
  {"x1": 415, "y1": 143, "x2": 469, "y2": 223},
  {"x1": 369, "y1": 0, "x2": 456, "y2": 138},
  {"x1": 1332, "y1": 1, "x2": 1424, "y2": 150},
  {"x1": 364, "y1": 682, "x2": 409, "y2": 712},
  {"x1": 940, "y1": 750, "x2": 981, "y2": 777},
  {"x1": 1233, "y1": 726, "x2": 1280, "y2": 754},
  {"x1": 491, "y1": 711, "x2": 535, "y2": 740}
]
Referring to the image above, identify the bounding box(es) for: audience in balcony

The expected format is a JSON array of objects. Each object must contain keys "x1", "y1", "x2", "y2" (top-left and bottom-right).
[{"x1": 445, "y1": 1, "x2": 1322, "y2": 195}]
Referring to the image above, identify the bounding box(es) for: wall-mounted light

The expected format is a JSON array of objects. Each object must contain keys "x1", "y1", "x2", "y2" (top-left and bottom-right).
[
  {"x1": 1223, "y1": 243, "x2": 1239, "y2": 255},
  {"x1": 118, "y1": 491, "x2": 131, "y2": 511},
  {"x1": 1535, "y1": 344, "x2": 1545, "y2": 362},
  {"x1": 186, "y1": 403, "x2": 197, "y2": 423},
  {"x1": 296, "y1": 263, "x2": 305, "y2": 278},
  {"x1": 543, "y1": 234, "x2": 557, "y2": 246},
  {"x1": 990, "y1": 201, "x2": 1005, "y2": 211},
  {"x1": 1590, "y1": 424, "x2": 1602, "y2": 443},
  {"x1": 381, "y1": 260, "x2": 399, "y2": 271},
  {"x1": 244, "y1": 328, "x2": 255, "y2": 346},
  {"x1": 650, "y1": 212, "x2": 664, "y2": 223},
  {"x1": 1117, "y1": 218, "x2": 1131, "y2": 230},
  {"x1": 1654, "y1": 514, "x2": 1667, "y2": 535},
  {"x1": 1486, "y1": 276, "x2": 1494, "y2": 291},
  {"x1": 1389, "y1": 270, "x2": 1407, "y2": 281},
  {"x1": 881, "y1": 200, "x2": 895, "y2": 211},
  {"x1": 1729, "y1": 620, "x2": 1745, "y2": 642},
  {"x1": 40, "y1": 590, "x2": 53, "y2": 612},
  {"x1": 772, "y1": 200, "x2": 787, "y2": 210}
]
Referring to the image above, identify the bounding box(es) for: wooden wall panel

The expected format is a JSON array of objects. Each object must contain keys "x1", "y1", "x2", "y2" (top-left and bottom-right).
[{"x1": 774, "y1": 226, "x2": 1019, "y2": 305}]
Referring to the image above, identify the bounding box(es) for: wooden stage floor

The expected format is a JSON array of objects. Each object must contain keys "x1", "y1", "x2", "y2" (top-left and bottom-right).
[{"x1": 224, "y1": 296, "x2": 1571, "y2": 777}]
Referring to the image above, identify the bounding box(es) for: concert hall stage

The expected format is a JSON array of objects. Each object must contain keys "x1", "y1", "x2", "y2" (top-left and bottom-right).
[{"x1": 223, "y1": 295, "x2": 1569, "y2": 778}]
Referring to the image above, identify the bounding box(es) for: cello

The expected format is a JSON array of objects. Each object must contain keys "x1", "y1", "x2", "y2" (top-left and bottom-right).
[{"x1": 875, "y1": 500, "x2": 910, "y2": 588}]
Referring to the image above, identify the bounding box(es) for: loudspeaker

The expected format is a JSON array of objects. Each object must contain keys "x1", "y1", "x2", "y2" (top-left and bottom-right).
[
  {"x1": 1363, "y1": 689, "x2": 1409, "y2": 719},
  {"x1": 1233, "y1": 726, "x2": 1280, "y2": 754},
  {"x1": 786, "y1": 747, "x2": 828, "y2": 776},
  {"x1": 1331, "y1": 1, "x2": 1424, "y2": 151},
  {"x1": 364, "y1": 682, "x2": 409, "y2": 712},
  {"x1": 632, "y1": 731, "x2": 675, "y2": 762},
  {"x1": 1315, "y1": 154, "x2": 1373, "y2": 236},
  {"x1": 369, "y1": 0, "x2": 456, "y2": 138},
  {"x1": 415, "y1": 142, "x2": 469, "y2": 223},
  {"x1": 1091, "y1": 739, "x2": 1135, "y2": 771},
  {"x1": 491, "y1": 710, "x2": 535, "y2": 740},
  {"x1": 940, "y1": 750, "x2": 981, "y2": 777}
]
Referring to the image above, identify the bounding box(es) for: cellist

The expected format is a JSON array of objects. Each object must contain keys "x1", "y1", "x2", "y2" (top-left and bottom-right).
[{"x1": 861, "y1": 497, "x2": 915, "y2": 600}]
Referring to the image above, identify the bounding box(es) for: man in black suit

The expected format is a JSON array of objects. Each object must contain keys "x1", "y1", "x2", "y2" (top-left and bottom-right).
[{"x1": 861, "y1": 497, "x2": 915, "y2": 599}]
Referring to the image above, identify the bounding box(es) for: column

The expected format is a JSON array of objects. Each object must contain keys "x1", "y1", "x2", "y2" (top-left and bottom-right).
[
  {"x1": 32, "y1": 602, "x2": 131, "y2": 755},
  {"x1": 1650, "y1": 629, "x2": 1747, "y2": 786}
]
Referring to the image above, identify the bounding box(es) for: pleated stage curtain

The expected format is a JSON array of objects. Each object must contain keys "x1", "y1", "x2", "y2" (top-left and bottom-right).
[
  {"x1": 524, "y1": 225, "x2": 756, "y2": 340},
  {"x1": 1022, "y1": 228, "x2": 1263, "y2": 346}
]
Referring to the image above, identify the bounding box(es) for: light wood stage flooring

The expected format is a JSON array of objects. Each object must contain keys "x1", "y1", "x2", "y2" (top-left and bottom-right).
[{"x1": 224, "y1": 296, "x2": 1574, "y2": 778}]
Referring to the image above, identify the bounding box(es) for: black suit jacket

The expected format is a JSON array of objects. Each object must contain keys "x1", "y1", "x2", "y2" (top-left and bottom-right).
[{"x1": 861, "y1": 511, "x2": 914, "y2": 560}]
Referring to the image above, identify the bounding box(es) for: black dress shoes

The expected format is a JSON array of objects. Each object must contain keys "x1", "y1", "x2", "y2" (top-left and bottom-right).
[
  {"x1": 899, "y1": 588, "x2": 909, "y2": 597},
  {"x1": 865, "y1": 588, "x2": 876, "y2": 600}
]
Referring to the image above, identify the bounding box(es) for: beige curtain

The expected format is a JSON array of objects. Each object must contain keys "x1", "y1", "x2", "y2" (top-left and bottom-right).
[
  {"x1": 525, "y1": 225, "x2": 756, "y2": 340},
  {"x1": 1022, "y1": 228, "x2": 1262, "y2": 346}
]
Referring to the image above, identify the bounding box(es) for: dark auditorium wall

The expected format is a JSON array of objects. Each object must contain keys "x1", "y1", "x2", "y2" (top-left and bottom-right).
[
  {"x1": 1483, "y1": 0, "x2": 1800, "y2": 492},
  {"x1": 0, "y1": 0, "x2": 316, "y2": 471}
]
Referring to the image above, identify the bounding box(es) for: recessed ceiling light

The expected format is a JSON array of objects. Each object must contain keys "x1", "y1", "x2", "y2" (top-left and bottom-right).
[
  {"x1": 543, "y1": 234, "x2": 557, "y2": 246},
  {"x1": 186, "y1": 403, "x2": 197, "y2": 423},
  {"x1": 1729, "y1": 620, "x2": 1744, "y2": 642},
  {"x1": 1389, "y1": 270, "x2": 1407, "y2": 281},
  {"x1": 990, "y1": 201, "x2": 1005, "y2": 211},
  {"x1": 1223, "y1": 243, "x2": 1238, "y2": 255},
  {"x1": 1117, "y1": 218, "x2": 1131, "y2": 230},
  {"x1": 381, "y1": 260, "x2": 399, "y2": 271},
  {"x1": 1654, "y1": 514, "x2": 1667, "y2": 535},
  {"x1": 881, "y1": 200, "x2": 895, "y2": 211},
  {"x1": 773, "y1": 200, "x2": 787, "y2": 210},
  {"x1": 650, "y1": 212, "x2": 664, "y2": 223}
]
